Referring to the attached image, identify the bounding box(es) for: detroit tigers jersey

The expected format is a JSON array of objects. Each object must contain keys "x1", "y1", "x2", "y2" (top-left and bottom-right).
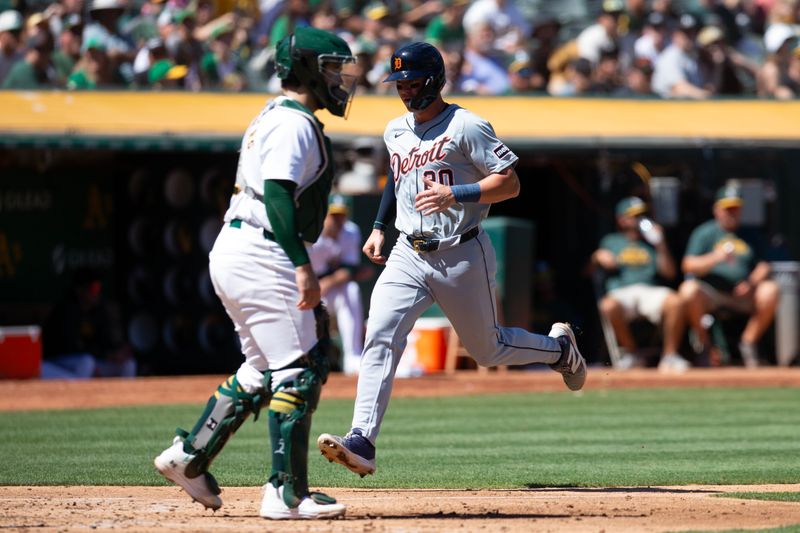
[
  {"x1": 223, "y1": 96, "x2": 327, "y2": 233},
  {"x1": 384, "y1": 103, "x2": 518, "y2": 239}
]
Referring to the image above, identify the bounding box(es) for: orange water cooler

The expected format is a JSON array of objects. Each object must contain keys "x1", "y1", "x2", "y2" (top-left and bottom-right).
[{"x1": 413, "y1": 317, "x2": 451, "y2": 373}]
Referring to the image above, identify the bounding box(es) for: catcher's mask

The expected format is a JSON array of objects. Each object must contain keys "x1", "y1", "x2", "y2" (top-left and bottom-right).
[
  {"x1": 275, "y1": 27, "x2": 358, "y2": 118},
  {"x1": 384, "y1": 42, "x2": 445, "y2": 111}
]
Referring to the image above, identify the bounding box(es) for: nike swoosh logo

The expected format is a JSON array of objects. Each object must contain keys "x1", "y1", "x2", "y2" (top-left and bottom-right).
[{"x1": 394, "y1": 131, "x2": 406, "y2": 138}]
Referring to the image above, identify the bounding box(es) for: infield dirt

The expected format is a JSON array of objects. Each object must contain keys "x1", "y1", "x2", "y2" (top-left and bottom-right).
[{"x1": 1, "y1": 368, "x2": 798, "y2": 532}]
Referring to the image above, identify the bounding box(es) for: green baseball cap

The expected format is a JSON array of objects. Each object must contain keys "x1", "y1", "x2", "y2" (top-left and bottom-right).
[
  {"x1": 85, "y1": 36, "x2": 106, "y2": 51},
  {"x1": 615, "y1": 196, "x2": 647, "y2": 217},
  {"x1": 715, "y1": 185, "x2": 743, "y2": 209},
  {"x1": 328, "y1": 193, "x2": 351, "y2": 215},
  {"x1": 148, "y1": 59, "x2": 188, "y2": 84},
  {"x1": 149, "y1": 59, "x2": 172, "y2": 83}
]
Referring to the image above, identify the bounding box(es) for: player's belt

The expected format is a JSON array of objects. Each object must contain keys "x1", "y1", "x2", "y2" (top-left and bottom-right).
[
  {"x1": 230, "y1": 218, "x2": 276, "y2": 241},
  {"x1": 406, "y1": 226, "x2": 480, "y2": 253}
]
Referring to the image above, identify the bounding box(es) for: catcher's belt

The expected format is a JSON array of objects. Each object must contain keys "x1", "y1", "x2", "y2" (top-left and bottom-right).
[
  {"x1": 405, "y1": 226, "x2": 480, "y2": 253},
  {"x1": 230, "y1": 218, "x2": 278, "y2": 242}
]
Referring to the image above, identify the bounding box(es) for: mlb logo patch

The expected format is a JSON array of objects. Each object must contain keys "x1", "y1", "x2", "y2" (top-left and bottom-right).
[{"x1": 493, "y1": 143, "x2": 510, "y2": 158}]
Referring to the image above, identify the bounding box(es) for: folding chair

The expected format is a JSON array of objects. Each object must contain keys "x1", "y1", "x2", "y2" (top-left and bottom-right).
[
  {"x1": 592, "y1": 268, "x2": 623, "y2": 368},
  {"x1": 592, "y1": 269, "x2": 663, "y2": 369}
]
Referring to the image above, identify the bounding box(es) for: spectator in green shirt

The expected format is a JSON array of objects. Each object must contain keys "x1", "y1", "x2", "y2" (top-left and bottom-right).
[
  {"x1": 268, "y1": 0, "x2": 311, "y2": 46},
  {"x1": 424, "y1": 0, "x2": 468, "y2": 49},
  {"x1": 593, "y1": 196, "x2": 689, "y2": 372},
  {"x1": 0, "y1": 10, "x2": 24, "y2": 85},
  {"x1": 679, "y1": 185, "x2": 780, "y2": 368},
  {"x1": 200, "y1": 23, "x2": 243, "y2": 90},
  {"x1": 51, "y1": 14, "x2": 83, "y2": 85},
  {"x1": 66, "y1": 37, "x2": 113, "y2": 89},
  {"x1": 2, "y1": 31, "x2": 57, "y2": 88}
]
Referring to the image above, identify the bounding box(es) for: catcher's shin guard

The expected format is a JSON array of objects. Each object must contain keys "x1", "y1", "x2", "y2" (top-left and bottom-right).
[
  {"x1": 177, "y1": 374, "x2": 271, "y2": 477},
  {"x1": 268, "y1": 348, "x2": 329, "y2": 508}
]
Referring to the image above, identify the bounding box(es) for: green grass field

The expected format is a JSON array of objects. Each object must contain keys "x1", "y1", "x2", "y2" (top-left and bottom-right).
[
  {"x1": 0, "y1": 387, "x2": 798, "y2": 489},
  {"x1": 717, "y1": 492, "x2": 800, "y2": 502}
]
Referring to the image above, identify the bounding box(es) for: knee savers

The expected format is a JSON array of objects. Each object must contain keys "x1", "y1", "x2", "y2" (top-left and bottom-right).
[
  {"x1": 177, "y1": 374, "x2": 271, "y2": 478},
  {"x1": 268, "y1": 365, "x2": 323, "y2": 508}
]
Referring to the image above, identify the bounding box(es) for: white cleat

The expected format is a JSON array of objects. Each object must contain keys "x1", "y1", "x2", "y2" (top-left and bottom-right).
[
  {"x1": 259, "y1": 484, "x2": 346, "y2": 520},
  {"x1": 616, "y1": 352, "x2": 640, "y2": 371},
  {"x1": 548, "y1": 322, "x2": 588, "y2": 391},
  {"x1": 154, "y1": 436, "x2": 222, "y2": 510},
  {"x1": 658, "y1": 353, "x2": 691, "y2": 374},
  {"x1": 738, "y1": 342, "x2": 759, "y2": 369}
]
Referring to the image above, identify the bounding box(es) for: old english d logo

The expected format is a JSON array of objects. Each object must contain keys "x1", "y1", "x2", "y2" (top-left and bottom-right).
[{"x1": 394, "y1": 57, "x2": 402, "y2": 71}]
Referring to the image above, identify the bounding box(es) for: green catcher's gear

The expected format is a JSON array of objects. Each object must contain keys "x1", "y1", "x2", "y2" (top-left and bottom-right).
[
  {"x1": 274, "y1": 26, "x2": 357, "y2": 117},
  {"x1": 176, "y1": 374, "x2": 271, "y2": 478},
  {"x1": 268, "y1": 308, "x2": 332, "y2": 508}
]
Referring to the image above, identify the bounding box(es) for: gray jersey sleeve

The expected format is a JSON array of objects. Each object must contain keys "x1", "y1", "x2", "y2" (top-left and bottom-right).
[{"x1": 459, "y1": 115, "x2": 518, "y2": 177}]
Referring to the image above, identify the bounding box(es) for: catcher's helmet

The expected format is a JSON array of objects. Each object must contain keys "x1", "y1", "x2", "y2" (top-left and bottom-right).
[
  {"x1": 275, "y1": 27, "x2": 357, "y2": 117},
  {"x1": 384, "y1": 42, "x2": 445, "y2": 111}
]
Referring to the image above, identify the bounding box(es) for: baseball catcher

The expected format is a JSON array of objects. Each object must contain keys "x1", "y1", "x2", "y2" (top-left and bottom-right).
[{"x1": 155, "y1": 26, "x2": 357, "y2": 519}]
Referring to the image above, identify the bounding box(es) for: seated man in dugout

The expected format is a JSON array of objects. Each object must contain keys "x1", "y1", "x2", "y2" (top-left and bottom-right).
[
  {"x1": 593, "y1": 197, "x2": 690, "y2": 373},
  {"x1": 679, "y1": 185, "x2": 780, "y2": 368}
]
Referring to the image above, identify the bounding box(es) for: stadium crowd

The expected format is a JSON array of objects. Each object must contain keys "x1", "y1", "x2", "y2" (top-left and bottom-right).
[{"x1": 0, "y1": 0, "x2": 798, "y2": 96}]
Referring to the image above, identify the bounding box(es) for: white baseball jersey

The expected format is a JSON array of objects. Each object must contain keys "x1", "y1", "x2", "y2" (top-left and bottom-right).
[
  {"x1": 209, "y1": 95, "x2": 332, "y2": 392},
  {"x1": 384, "y1": 103, "x2": 518, "y2": 239},
  {"x1": 224, "y1": 95, "x2": 327, "y2": 234},
  {"x1": 309, "y1": 220, "x2": 364, "y2": 370},
  {"x1": 309, "y1": 220, "x2": 362, "y2": 276}
]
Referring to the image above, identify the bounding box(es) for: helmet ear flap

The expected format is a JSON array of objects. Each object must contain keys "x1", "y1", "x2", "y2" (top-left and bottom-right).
[
  {"x1": 435, "y1": 68, "x2": 445, "y2": 92},
  {"x1": 296, "y1": 51, "x2": 323, "y2": 91},
  {"x1": 274, "y1": 27, "x2": 355, "y2": 117},
  {"x1": 289, "y1": 34, "x2": 303, "y2": 65},
  {"x1": 275, "y1": 34, "x2": 296, "y2": 79},
  {"x1": 409, "y1": 72, "x2": 444, "y2": 111}
]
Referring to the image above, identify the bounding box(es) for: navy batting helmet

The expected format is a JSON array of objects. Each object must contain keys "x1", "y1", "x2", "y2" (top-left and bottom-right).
[{"x1": 384, "y1": 42, "x2": 445, "y2": 111}]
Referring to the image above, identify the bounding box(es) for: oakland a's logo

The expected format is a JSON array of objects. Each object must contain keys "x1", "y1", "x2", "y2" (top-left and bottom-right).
[{"x1": 394, "y1": 57, "x2": 402, "y2": 70}]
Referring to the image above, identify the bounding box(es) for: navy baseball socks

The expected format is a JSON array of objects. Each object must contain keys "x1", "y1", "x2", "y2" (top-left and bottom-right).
[
  {"x1": 548, "y1": 322, "x2": 587, "y2": 391},
  {"x1": 317, "y1": 429, "x2": 376, "y2": 477}
]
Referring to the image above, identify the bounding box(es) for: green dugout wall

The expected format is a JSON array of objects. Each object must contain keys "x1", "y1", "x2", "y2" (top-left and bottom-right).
[{"x1": 1, "y1": 93, "x2": 798, "y2": 373}]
